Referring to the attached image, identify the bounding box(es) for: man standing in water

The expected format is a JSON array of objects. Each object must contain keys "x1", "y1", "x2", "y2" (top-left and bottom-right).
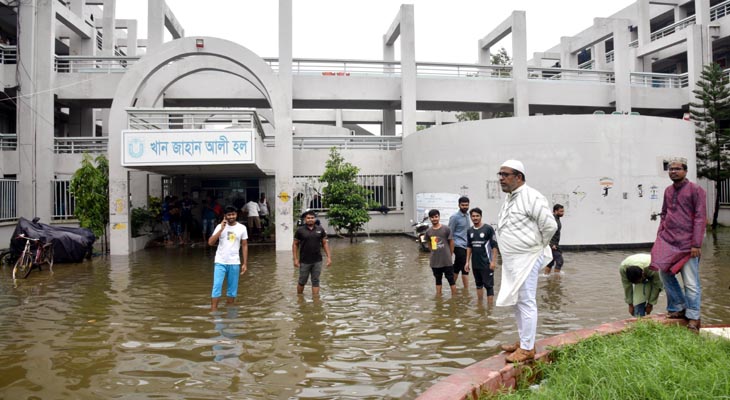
[
  {"x1": 424, "y1": 209, "x2": 457, "y2": 296},
  {"x1": 651, "y1": 158, "x2": 706, "y2": 332},
  {"x1": 448, "y1": 196, "x2": 471, "y2": 288},
  {"x1": 465, "y1": 207, "x2": 499, "y2": 304},
  {"x1": 208, "y1": 205, "x2": 248, "y2": 311},
  {"x1": 293, "y1": 210, "x2": 332, "y2": 296},
  {"x1": 543, "y1": 204, "x2": 565, "y2": 275},
  {"x1": 496, "y1": 160, "x2": 557, "y2": 363}
]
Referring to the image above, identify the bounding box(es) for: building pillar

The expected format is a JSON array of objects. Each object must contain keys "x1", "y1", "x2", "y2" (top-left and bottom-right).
[
  {"x1": 694, "y1": 0, "x2": 712, "y2": 66},
  {"x1": 17, "y1": 0, "x2": 55, "y2": 222},
  {"x1": 613, "y1": 20, "x2": 632, "y2": 112},
  {"x1": 102, "y1": 0, "x2": 116, "y2": 56},
  {"x1": 382, "y1": 36, "x2": 396, "y2": 136},
  {"x1": 69, "y1": 0, "x2": 95, "y2": 56},
  {"x1": 674, "y1": 5, "x2": 688, "y2": 22},
  {"x1": 512, "y1": 11, "x2": 528, "y2": 117},
  {"x1": 687, "y1": 25, "x2": 705, "y2": 97},
  {"x1": 275, "y1": 0, "x2": 294, "y2": 252},
  {"x1": 594, "y1": 40, "x2": 607, "y2": 71},
  {"x1": 560, "y1": 37, "x2": 575, "y2": 68},
  {"x1": 637, "y1": 0, "x2": 651, "y2": 46},
  {"x1": 400, "y1": 5, "x2": 417, "y2": 137},
  {"x1": 147, "y1": 0, "x2": 165, "y2": 51},
  {"x1": 335, "y1": 109, "x2": 343, "y2": 128},
  {"x1": 126, "y1": 20, "x2": 138, "y2": 56}
]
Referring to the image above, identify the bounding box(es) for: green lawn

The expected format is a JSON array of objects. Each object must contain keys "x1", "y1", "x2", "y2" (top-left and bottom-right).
[{"x1": 492, "y1": 321, "x2": 730, "y2": 399}]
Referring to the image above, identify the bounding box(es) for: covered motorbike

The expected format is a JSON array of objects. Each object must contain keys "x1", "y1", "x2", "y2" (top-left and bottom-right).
[{"x1": 8, "y1": 217, "x2": 95, "y2": 263}]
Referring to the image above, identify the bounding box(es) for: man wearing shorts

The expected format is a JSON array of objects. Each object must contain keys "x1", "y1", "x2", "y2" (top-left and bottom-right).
[
  {"x1": 207, "y1": 205, "x2": 248, "y2": 311},
  {"x1": 448, "y1": 196, "x2": 471, "y2": 288},
  {"x1": 424, "y1": 209, "x2": 456, "y2": 296},
  {"x1": 465, "y1": 207, "x2": 499, "y2": 304},
  {"x1": 293, "y1": 210, "x2": 332, "y2": 296}
]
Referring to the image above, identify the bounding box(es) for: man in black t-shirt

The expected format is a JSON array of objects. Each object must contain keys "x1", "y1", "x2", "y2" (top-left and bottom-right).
[
  {"x1": 293, "y1": 210, "x2": 332, "y2": 296},
  {"x1": 465, "y1": 208, "x2": 499, "y2": 304}
]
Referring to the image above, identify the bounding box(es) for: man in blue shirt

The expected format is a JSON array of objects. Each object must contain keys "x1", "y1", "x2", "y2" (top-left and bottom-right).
[{"x1": 448, "y1": 196, "x2": 471, "y2": 288}]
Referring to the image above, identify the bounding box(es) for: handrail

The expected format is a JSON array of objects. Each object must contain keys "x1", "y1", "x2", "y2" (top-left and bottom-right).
[
  {"x1": 650, "y1": 15, "x2": 696, "y2": 42},
  {"x1": 55, "y1": 55, "x2": 140, "y2": 73},
  {"x1": 630, "y1": 72, "x2": 688, "y2": 88},
  {"x1": 264, "y1": 136, "x2": 402, "y2": 150},
  {"x1": 578, "y1": 59, "x2": 595, "y2": 70},
  {"x1": 710, "y1": 0, "x2": 730, "y2": 21},
  {"x1": 605, "y1": 50, "x2": 615, "y2": 63},
  {"x1": 528, "y1": 67, "x2": 615, "y2": 83},
  {"x1": 0, "y1": 133, "x2": 17, "y2": 150},
  {"x1": 0, "y1": 45, "x2": 16, "y2": 64},
  {"x1": 54, "y1": 136, "x2": 108, "y2": 154},
  {"x1": 126, "y1": 109, "x2": 267, "y2": 139}
]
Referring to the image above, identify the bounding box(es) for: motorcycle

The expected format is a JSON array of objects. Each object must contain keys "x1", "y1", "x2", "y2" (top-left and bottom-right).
[{"x1": 410, "y1": 216, "x2": 430, "y2": 252}]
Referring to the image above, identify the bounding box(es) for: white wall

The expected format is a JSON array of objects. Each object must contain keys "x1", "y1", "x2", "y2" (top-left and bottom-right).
[{"x1": 403, "y1": 115, "x2": 696, "y2": 246}]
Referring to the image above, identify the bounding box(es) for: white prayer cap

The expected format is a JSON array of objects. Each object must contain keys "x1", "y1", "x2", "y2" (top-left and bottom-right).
[{"x1": 501, "y1": 159, "x2": 525, "y2": 176}]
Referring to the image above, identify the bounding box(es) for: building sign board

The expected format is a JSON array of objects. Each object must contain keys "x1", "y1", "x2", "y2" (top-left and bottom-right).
[
  {"x1": 121, "y1": 129, "x2": 255, "y2": 166},
  {"x1": 415, "y1": 192, "x2": 460, "y2": 223}
]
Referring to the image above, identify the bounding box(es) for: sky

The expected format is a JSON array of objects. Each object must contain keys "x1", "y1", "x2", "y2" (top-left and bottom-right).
[{"x1": 116, "y1": 0, "x2": 638, "y2": 63}]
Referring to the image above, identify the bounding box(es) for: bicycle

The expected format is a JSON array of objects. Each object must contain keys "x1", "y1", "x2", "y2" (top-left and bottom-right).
[{"x1": 12, "y1": 234, "x2": 54, "y2": 279}]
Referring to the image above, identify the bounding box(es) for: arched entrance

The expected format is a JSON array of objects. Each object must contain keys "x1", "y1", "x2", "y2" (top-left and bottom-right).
[{"x1": 108, "y1": 37, "x2": 293, "y2": 254}]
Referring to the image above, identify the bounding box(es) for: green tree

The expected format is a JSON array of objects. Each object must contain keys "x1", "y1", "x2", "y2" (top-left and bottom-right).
[
  {"x1": 320, "y1": 147, "x2": 372, "y2": 242},
  {"x1": 70, "y1": 153, "x2": 109, "y2": 252},
  {"x1": 690, "y1": 63, "x2": 730, "y2": 230}
]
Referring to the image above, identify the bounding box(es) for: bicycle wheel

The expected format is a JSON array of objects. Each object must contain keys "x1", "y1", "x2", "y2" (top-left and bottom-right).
[
  {"x1": 0, "y1": 250, "x2": 13, "y2": 266},
  {"x1": 12, "y1": 253, "x2": 33, "y2": 279}
]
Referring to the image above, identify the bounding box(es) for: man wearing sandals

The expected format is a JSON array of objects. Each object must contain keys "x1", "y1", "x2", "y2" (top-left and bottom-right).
[
  {"x1": 650, "y1": 158, "x2": 706, "y2": 332},
  {"x1": 495, "y1": 160, "x2": 557, "y2": 363}
]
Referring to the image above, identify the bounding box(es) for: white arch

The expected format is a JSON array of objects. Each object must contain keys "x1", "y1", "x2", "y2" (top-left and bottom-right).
[{"x1": 108, "y1": 37, "x2": 293, "y2": 254}]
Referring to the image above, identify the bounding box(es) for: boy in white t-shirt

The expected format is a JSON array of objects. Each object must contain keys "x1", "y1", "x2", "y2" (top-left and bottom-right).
[{"x1": 207, "y1": 205, "x2": 248, "y2": 311}]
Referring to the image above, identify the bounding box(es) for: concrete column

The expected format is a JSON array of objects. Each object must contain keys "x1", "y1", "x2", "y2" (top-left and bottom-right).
[
  {"x1": 512, "y1": 11, "x2": 528, "y2": 117},
  {"x1": 594, "y1": 41, "x2": 607, "y2": 71},
  {"x1": 382, "y1": 35, "x2": 396, "y2": 136},
  {"x1": 68, "y1": 107, "x2": 95, "y2": 137},
  {"x1": 126, "y1": 20, "x2": 138, "y2": 56},
  {"x1": 613, "y1": 20, "x2": 632, "y2": 112},
  {"x1": 435, "y1": 111, "x2": 443, "y2": 126},
  {"x1": 637, "y1": 0, "x2": 650, "y2": 46},
  {"x1": 694, "y1": 0, "x2": 712, "y2": 67},
  {"x1": 147, "y1": 0, "x2": 165, "y2": 51},
  {"x1": 560, "y1": 37, "x2": 575, "y2": 68},
  {"x1": 478, "y1": 46, "x2": 491, "y2": 65},
  {"x1": 532, "y1": 52, "x2": 543, "y2": 68},
  {"x1": 695, "y1": 0, "x2": 710, "y2": 26},
  {"x1": 674, "y1": 5, "x2": 688, "y2": 22},
  {"x1": 102, "y1": 0, "x2": 116, "y2": 56},
  {"x1": 69, "y1": 0, "x2": 94, "y2": 56},
  {"x1": 17, "y1": 0, "x2": 55, "y2": 222},
  {"x1": 687, "y1": 25, "x2": 704, "y2": 98},
  {"x1": 335, "y1": 109, "x2": 343, "y2": 128},
  {"x1": 400, "y1": 5, "x2": 417, "y2": 137},
  {"x1": 275, "y1": 0, "x2": 294, "y2": 251}
]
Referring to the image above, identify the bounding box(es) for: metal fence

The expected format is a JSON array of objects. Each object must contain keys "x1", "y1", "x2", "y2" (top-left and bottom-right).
[
  {"x1": 0, "y1": 133, "x2": 16, "y2": 150},
  {"x1": 52, "y1": 180, "x2": 76, "y2": 220},
  {"x1": 54, "y1": 137, "x2": 108, "y2": 154},
  {"x1": 630, "y1": 72, "x2": 689, "y2": 88},
  {"x1": 0, "y1": 179, "x2": 18, "y2": 222},
  {"x1": 0, "y1": 45, "x2": 16, "y2": 64},
  {"x1": 293, "y1": 174, "x2": 402, "y2": 212},
  {"x1": 721, "y1": 178, "x2": 730, "y2": 206}
]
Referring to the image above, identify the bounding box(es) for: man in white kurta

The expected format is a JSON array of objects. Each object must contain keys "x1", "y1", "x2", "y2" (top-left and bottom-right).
[{"x1": 496, "y1": 160, "x2": 557, "y2": 363}]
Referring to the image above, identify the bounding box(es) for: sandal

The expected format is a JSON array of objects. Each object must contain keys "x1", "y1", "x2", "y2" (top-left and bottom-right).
[{"x1": 667, "y1": 310, "x2": 686, "y2": 319}]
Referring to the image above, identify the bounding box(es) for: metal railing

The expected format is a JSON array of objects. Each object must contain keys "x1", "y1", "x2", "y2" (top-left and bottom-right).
[
  {"x1": 54, "y1": 137, "x2": 108, "y2": 154},
  {"x1": 293, "y1": 174, "x2": 402, "y2": 211},
  {"x1": 264, "y1": 136, "x2": 402, "y2": 150},
  {"x1": 0, "y1": 45, "x2": 16, "y2": 64},
  {"x1": 126, "y1": 109, "x2": 266, "y2": 139},
  {"x1": 528, "y1": 67, "x2": 615, "y2": 83},
  {"x1": 55, "y1": 55, "x2": 139, "y2": 73},
  {"x1": 0, "y1": 133, "x2": 16, "y2": 150},
  {"x1": 0, "y1": 179, "x2": 18, "y2": 222},
  {"x1": 711, "y1": 0, "x2": 730, "y2": 21},
  {"x1": 720, "y1": 177, "x2": 730, "y2": 205},
  {"x1": 630, "y1": 72, "x2": 689, "y2": 88},
  {"x1": 605, "y1": 50, "x2": 615, "y2": 63},
  {"x1": 416, "y1": 62, "x2": 512, "y2": 79},
  {"x1": 265, "y1": 58, "x2": 402, "y2": 76},
  {"x1": 52, "y1": 180, "x2": 76, "y2": 220},
  {"x1": 629, "y1": 39, "x2": 639, "y2": 48},
  {"x1": 578, "y1": 59, "x2": 595, "y2": 70},
  {"x1": 650, "y1": 15, "x2": 696, "y2": 42}
]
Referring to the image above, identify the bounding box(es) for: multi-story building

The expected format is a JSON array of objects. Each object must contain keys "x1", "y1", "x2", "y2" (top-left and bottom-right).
[{"x1": 0, "y1": 0, "x2": 726, "y2": 255}]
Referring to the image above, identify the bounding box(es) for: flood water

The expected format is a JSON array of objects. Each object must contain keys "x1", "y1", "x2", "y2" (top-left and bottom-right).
[{"x1": 1, "y1": 230, "x2": 729, "y2": 399}]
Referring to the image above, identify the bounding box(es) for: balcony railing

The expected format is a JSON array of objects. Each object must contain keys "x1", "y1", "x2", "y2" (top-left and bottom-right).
[
  {"x1": 0, "y1": 45, "x2": 16, "y2": 64},
  {"x1": 52, "y1": 180, "x2": 76, "y2": 220},
  {"x1": 265, "y1": 58, "x2": 402, "y2": 76},
  {"x1": 0, "y1": 133, "x2": 16, "y2": 150},
  {"x1": 0, "y1": 179, "x2": 18, "y2": 222},
  {"x1": 528, "y1": 67, "x2": 615, "y2": 84},
  {"x1": 711, "y1": 0, "x2": 730, "y2": 21},
  {"x1": 630, "y1": 72, "x2": 689, "y2": 88},
  {"x1": 605, "y1": 50, "x2": 615, "y2": 63},
  {"x1": 416, "y1": 62, "x2": 512, "y2": 79},
  {"x1": 126, "y1": 109, "x2": 266, "y2": 139},
  {"x1": 578, "y1": 59, "x2": 595, "y2": 70},
  {"x1": 264, "y1": 136, "x2": 402, "y2": 150},
  {"x1": 54, "y1": 137, "x2": 108, "y2": 154},
  {"x1": 650, "y1": 15, "x2": 696, "y2": 42},
  {"x1": 720, "y1": 177, "x2": 730, "y2": 205},
  {"x1": 54, "y1": 55, "x2": 139, "y2": 73}
]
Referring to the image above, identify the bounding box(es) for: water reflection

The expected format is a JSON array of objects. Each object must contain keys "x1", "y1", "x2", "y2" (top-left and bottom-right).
[{"x1": 1, "y1": 230, "x2": 729, "y2": 399}]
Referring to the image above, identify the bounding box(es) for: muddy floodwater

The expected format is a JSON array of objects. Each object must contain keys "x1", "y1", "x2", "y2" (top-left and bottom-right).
[{"x1": 1, "y1": 230, "x2": 729, "y2": 399}]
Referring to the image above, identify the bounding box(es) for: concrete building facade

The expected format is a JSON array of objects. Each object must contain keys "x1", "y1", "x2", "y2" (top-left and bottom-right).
[{"x1": 0, "y1": 0, "x2": 727, "y2": 254}]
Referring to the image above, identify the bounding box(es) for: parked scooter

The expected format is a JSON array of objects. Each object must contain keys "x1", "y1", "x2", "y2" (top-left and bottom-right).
[{"x1": 411, "y1": 216, "x2": 430, "y2": 252}]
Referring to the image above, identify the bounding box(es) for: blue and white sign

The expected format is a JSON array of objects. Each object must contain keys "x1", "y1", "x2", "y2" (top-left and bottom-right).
[{"x1": 121, "y1": 129, "x2": 255, "y2": 166}]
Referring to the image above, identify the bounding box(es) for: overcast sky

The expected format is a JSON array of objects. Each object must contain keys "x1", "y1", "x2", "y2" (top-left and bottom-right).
[{"x1": 116, "y1": 0, "x2": 637, "y2": 63}]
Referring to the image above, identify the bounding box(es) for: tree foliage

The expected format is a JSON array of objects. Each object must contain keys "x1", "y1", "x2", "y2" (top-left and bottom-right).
[
  {"x1": 690, "y1": 63, "x2": 730, "y2": 229},
  {"x1": 320, "y1": 148, "x2": 372, "y2": 241},
  {"x1": 70, "y1": 153, "x2": 109, "y2": 245}
]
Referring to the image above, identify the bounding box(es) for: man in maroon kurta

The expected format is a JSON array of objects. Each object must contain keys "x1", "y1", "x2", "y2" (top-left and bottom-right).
[{"x1": 650, "y1": 159, "x2": 706, "y2": 331}]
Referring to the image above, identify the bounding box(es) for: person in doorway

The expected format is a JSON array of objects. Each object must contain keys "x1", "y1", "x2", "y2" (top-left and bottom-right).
[
  {"x1": 424, "y1": 209, "x2": 457, "y2": 296},
  {"x1": 293, "y1": 210, "x2": 332, "y2": 296},
  {"x1": 168, "y1": 197, "x2": 182, "y2": 245},
  {"x1": 161, "y1": 195, "x2": 172, "y2": 245},
  {"x1": 620, "y1": 253, "x2": 662, "y2": 317},
  {"x1": 201, "y1": 195, "x2": 219, "y2": 242},
  {"x1": 242, "y1": 198, "x2": 261, "y2": 241},
  {"x1": 207, "y1": 205, "x2": 248, "y2": 311},
  {"x1": 448, "y1": 196, "x2": 471, "y2": 288},
  {"x1": 258, "y1": 193, "x2": 270, "y2": 237},
  {"x1": 465, "y1": 207, "x2": 499, "y2": 304},
  {"x1": 180, "y1": 192, "x2": 196, "y2": 244},
  {"x1": 496, "y1": 160, "x2": 557, "y2": 363},
  {"x1": 543, "y1": 204, "x2": 565, "y2": 275},
  {"x1": 650, "y1": 158, "x2": 706, "y2": 332}
]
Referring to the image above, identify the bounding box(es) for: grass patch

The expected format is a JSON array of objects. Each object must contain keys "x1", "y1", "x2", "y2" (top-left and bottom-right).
[{"x1": 490, "y1": 321, "x2": 730, "y2": 399}]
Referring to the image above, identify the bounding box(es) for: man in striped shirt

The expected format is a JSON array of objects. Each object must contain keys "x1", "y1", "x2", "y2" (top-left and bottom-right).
[{"x1": 495, "y1": 160, "x2": 558, "y2": 363}]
